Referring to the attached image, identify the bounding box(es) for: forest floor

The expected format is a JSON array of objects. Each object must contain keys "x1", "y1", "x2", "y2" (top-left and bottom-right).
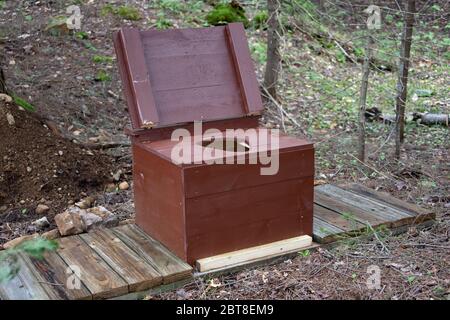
[{"x1": 0, "y1": 0, "x2": 448, "y2": 299}]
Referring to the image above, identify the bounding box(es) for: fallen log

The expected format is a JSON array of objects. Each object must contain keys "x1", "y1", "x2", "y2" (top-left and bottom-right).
[{"x1": 365, "y1": 107, "x2": 449, "y2": 127}]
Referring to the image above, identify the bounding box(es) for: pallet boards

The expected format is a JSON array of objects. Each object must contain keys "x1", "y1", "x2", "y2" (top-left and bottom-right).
[
  {"x1": 312, "y1": 184, "x2": 435, "y2": 243},
  {"x1": 0, "y1": 225, "x2": 192, "y2": 300}
]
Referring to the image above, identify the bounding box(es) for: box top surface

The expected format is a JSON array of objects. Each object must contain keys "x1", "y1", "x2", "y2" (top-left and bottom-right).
[
  {"x1": 137, "y1": 130, "x2": 313, "y2": 167},
  {"x1": 114, "y1": 23, "x2": 264, "y2": 131}
]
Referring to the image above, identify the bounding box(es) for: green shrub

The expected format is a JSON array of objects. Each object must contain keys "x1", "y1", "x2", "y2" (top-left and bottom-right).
[
  {"x1": 253, "y1": 10, "x2": 268, "y2": 29},
  {"x1": 101, "y1": 4, "x2": 142, "y2": 21},
  {"x1": 206, "y1": 3, "x2": 249, "y2": 27}
]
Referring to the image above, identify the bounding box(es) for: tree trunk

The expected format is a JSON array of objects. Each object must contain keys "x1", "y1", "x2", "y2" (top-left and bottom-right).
[
  {"x1": 264, "y1": 0, "x2": 281, "y2": 100},
  {"x1": 0, "y1": 67, "x2": 6, "y2": 94},
  {"x1": 395, "y1": 0, "x2": 415, "y2": 159},
  {"x1": 357, "y1": 35, "x2": 374, "y2": 162}
]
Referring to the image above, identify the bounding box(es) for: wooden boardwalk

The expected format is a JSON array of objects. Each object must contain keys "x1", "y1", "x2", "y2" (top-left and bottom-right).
[
  {"x1": 0, "y1": 224, "x2": 192, "y2": 300},
  {"x1": 312, "y1": 183, "x2": 435, "y2": 243},
  {"x1": 0, "y1": 184, "x2": 434, "y2": 300}
]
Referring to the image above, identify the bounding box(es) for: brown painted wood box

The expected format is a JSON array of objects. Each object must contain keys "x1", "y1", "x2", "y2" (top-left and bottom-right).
[{"x1": 114, "y1": 23, "x2": 314, "y2": 265}]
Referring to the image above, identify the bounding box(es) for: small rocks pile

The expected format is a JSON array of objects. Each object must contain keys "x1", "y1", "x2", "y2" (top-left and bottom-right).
[
  {"x1": 54, "y1": 197, "x2": 119, "y2": 236},
  {"x1": 1, "y1": 194, "x2": 135, "y2": 250}
]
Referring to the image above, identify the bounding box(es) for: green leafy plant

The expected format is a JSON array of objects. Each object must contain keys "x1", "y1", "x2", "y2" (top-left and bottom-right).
[
  {"x1": 12, "y1": 95, "x2": 35, "y2": 112},
  {"x1": 299, "y1": 249, "x2": 310, "y2": 257},
  {"x1": 0, "y1": 238, "x2": 58, "y2": 283},
  {"x1": 92, "y1": 55, "x2": 113, "y2": 64},
  {"x1": 250, "y1": 41, "x2": 267, "y2": 64},
  {"x1": 155, "y1": 13, "x2": 173, "y2": 29},
  {"x1": 206, "y1": 3, "x2": 249, "y2": 27},
  {"x1": 101, "y1": 4, "x2": 142, "y2": 21},
  {"x1": 95, "y1": 70, "x2": 111, "y2": 82},
  {"x1": 252, "y1": 10, "x2": 268, "y2": 29},
  {"x1": 75, "y1": 31, "x2": 88, "y2": 39}
]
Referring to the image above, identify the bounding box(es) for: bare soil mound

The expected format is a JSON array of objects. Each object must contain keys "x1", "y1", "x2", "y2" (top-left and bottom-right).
[{"x1": 0, "y1": 101, "x2": 115, "y2": 219}]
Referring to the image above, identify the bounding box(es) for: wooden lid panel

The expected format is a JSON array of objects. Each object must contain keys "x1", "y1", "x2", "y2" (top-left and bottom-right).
[{"x1": 114, "y1": 23, "x2": 264, "y2": 131}]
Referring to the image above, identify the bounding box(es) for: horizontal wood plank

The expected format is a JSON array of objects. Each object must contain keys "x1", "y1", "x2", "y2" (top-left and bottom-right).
[
  {"x1": 340, "y1": 183, "x2": 434, "y2": 221},
  {"x1": 197, "y1": 235, "x2": 312, "y2": 272},
  {"x1": 313, "y1": 217, "x2": 346, "y2": 243},
  {"x1": 316, "y1": 184, "x2": 415, "y2": 227}
]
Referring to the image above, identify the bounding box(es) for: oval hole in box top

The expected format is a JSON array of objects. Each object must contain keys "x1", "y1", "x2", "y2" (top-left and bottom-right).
[{"x1": 199, "y1": 137, "x2": 250, "y2": 153}]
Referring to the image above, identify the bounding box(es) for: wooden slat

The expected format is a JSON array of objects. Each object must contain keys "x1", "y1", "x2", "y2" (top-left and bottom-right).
[
  {"x1": 112, "y1": 225, "x2": 192, "y2": 284},
  {"x1": 0, "y1": 254, "x2": 51, "y2": 300},
  {"x1": 80, "y1": 229, "x2": 163, "y2": 292},
  {"x1": 314, "y1": 191, "x2": 386, "y2": 226},
  {"x1": 340, "y1": 183, "x2": 434, "y2": 221},
  {"x1": 314, "y1": 204, "x2": 366, "y2": 232},
  {"x1": 20, "y1": 251, "x2": 92, "y2": 300},
  {"x1": 118, "y1": 28, "x2": 159, "y2": 128},
  {"x1": 196, "y1": 235, "x2": 312, "y2": 272},
  {"x1": 225, "y1": 23, "x2": 264, "y2": 115},
  {"x1": 56, "y1": 236, "x2": 128, "y2": 299},
  {"x1": 313, "y1": 217, "x2": 346, "y2": 243},
  {"x1": 316, "y1": 184, "x2": 415, "y2": 227}
]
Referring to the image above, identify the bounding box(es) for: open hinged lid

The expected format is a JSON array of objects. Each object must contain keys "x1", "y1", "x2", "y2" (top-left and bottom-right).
[{"x1": 113, "y1": 23, "x2": 264, "y2": 132}]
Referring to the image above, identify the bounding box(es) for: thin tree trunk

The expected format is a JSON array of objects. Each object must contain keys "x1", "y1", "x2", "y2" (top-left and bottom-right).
[
  {"x1": 357, "y1": 35, "x2": 374, "y2": 162},
  {"x1": 395, "y1": 0, "x2": 415, "y2": 159},
  {"x1": 264, "y1": 0, "x2": 281, "y2": 100},
  {"x1": 0, "y1": 67, "x2": 6, "y2": 94}
]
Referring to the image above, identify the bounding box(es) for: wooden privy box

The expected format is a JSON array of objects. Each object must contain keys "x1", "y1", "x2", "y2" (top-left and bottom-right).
[{"x1": 114, "y1": 23, "x2": 314, "y2": 265}]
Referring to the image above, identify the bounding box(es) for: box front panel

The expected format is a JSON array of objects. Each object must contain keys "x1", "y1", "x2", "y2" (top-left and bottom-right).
[{"x1": 184, "y1": 148, "x2": 314, "y2": 264}]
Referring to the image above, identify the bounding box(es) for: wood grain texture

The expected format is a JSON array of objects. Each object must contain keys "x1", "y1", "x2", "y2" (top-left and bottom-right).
[
  {"x1": 112, "y1": 224, "x2": 192, "y2": 284},
  {"x1": 225, "y1": 23, "x2": 264, "y2": 115},
  {"x1": 0, "y1": 254, "x2": 50, "y2": 300},
  {"x1": 316, "y1": 184, "x2": 414, "y2": 227},
  {"x1": 80, "y1": 229, "x2": 162, "y2": 292},
  {"x1": 56, "y1": 236, "x2": 128, "y2": 299},
  {"x1": 20, "y1": 251, "x2": 92, "y2": 300},
  {"x1": 313, "y1": 217, "x2": 345, "y2": 243},
  {"x1": 196, "y1": 235, "x2": 312, "y2": 272},
  {"x1": 133, "y1": 143, "x2": 187, "y2": 261},
  {"x1": 340, "y1": 183, "x2": 434, "y2": 221},
  {"x1": 116, "y1": 28, "x2": 159, "y2": 128},
  {"x1": 314, "y1": 204, "x2": 366, "y2": 232}
]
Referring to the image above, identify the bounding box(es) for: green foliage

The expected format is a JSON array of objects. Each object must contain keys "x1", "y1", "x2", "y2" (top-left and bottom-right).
[
  {"x1": 206, "y1": 3, "x2": 249, "y2": 27},
  {"x1": 75, "y1": 31, "x2": 88, "y2": 39},
  {"x1": 0, "y1": 238, "x2": 58, "y2": 283},
  {"x1": 159, "y1": 0, "x2": 183, "y2": 12},
  {"x1": 335, "y1": 50, "x2": 346, "y2": 63},
  {"x1": 155, "y1": 13, "x2": 173, "y2": 29},
  {"x1": 92, "y1": 55, "x2": 113, "y2": 64},
  {"x1": 252, "y1": 10, "x2": 268, "y2": 29},
  {"x1": 250, "y1": 41, "x2": 267, "y2": 64},
  {"x1": 101, "y1": 4, "x2": 142, "y2": 21},
  {"x1": 299, "y1": 249, "x2": 310, "y2": 257},
  {"x1": 0, "y1": 0, "x2": 5, "y2": 9},
  {"x1": 12, "y1": 95, "x2": 35, "y2": 112},
  {"x1": 95, "y1": 70, "x2": 111, "y2": 82}
]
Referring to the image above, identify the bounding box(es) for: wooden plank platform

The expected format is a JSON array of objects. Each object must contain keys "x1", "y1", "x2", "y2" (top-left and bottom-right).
[
  {"x1": 312, "y1": 183, "x2": 435, "y2": 243},
  {"x1": 0, "y1": 225, "x2": 192, "y2": 300},
  {"x1": 0, "y1": 183, "x2": 434, "y2": 300}
]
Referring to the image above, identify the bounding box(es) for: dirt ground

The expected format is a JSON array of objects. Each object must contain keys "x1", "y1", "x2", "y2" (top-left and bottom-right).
[{"x1": 0, "y1": 0, "x2": 448, "y2": 299}]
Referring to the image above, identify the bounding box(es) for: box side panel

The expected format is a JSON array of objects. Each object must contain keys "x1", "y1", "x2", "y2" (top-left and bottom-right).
[
  {"x1": 184, "y1": 148, "x2": 314, "y2": 198},
  {"x1": 133, "y1": 144, "x2": 186, "y2": 261},
  {"x1": 184, "y1": 148, "x2": 314, "y2": 264}
]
